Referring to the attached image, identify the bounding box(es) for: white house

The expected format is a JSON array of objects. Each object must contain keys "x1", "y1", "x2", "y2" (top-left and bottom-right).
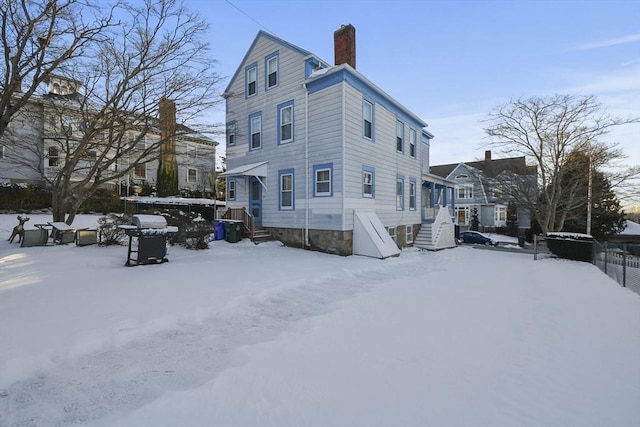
[
  {"x1": 222, "y1": 25, "x2": 455, "y2": 257},
  {"x1": 0, "y1": 75, "x2": 217, "y2": 197}
]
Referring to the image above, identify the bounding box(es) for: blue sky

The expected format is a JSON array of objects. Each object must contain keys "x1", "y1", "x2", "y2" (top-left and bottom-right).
[{"x1": 193, "y1": 0, "x2": 639, "y2": 170}]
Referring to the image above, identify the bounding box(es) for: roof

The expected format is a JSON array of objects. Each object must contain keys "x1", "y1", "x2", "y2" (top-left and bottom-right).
[
  {"x1": 430, "y1": 156, "x2": 536, "y2": 179},
  {"x1": 224, "y1": 31, "x2": 317, "y2": 94}
]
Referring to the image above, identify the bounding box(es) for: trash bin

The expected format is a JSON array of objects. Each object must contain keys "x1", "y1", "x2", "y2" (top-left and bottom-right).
[
  {"x1": 224, "y1": 220, "x2": 243, "y2": 243},
  {"x1": 518, "y1": 235, "x2": 525, "y2": 247},
  {"x1": 212, "y1": 220, "x2": 225, "y2": 240}
]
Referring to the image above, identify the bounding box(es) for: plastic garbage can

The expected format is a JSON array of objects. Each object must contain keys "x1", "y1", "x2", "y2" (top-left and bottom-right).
[
  {"x1": 224, "y1": 221, "x2": 243, "y2": 243},
  {"x1": 212, "y1": 220, "x2": 225, "y2": 240}
]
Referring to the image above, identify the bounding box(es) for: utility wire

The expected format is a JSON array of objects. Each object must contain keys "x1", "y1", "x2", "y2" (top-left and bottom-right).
[{"x1": 224, "y1": 0, "x2": 278, "y2": 37}]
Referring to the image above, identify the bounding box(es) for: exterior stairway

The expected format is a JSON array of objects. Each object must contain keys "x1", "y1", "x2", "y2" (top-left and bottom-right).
[
  {"x1": 251, "y1": 227, "x2": 275, "y2": 244},
  {"x1": 415, "y1": 223, "x2": 436, "y2": 250},
  {"x1": 414, "y1": 207, "x2": 457, "y2": 251}
]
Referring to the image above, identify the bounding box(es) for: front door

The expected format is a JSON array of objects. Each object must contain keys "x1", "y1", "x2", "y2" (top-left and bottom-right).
[{"x1": 249, "y1": 177, "x2": 262, "y2": 227}]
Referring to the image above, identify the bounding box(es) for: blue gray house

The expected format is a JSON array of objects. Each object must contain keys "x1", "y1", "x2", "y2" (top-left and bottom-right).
[
  {"x1": 222, "y1": 25, "x2": 456, "y2": 257},
  {"x1": 430, "y1": 150, "x2": 537, "y2": 233}
]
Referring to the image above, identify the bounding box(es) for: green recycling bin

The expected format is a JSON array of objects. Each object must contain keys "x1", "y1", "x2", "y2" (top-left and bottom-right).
[{"x1": 224, "y1": 220, "x2": 243, "y2": 243}]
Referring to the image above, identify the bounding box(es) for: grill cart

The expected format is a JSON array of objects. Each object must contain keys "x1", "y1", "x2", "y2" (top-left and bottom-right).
[{"x1": 120, "y1": 215, "x2": 178, "y2": 267}]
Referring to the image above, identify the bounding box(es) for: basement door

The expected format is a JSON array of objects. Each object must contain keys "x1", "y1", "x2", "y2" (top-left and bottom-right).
[{"x1": 249, "y1": 177, "x2": 262, "y2": 227}]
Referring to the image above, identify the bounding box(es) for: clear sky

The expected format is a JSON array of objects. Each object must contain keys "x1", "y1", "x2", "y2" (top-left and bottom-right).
[{"x1": 191, "y1": 0, "x2": 639, "y2": 170}]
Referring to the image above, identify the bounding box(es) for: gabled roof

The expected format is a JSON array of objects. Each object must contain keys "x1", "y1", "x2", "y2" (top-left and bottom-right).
[
  {"x1": 224, "y1": 30, "x2": 319, "y2": 94},
  {"x1": 430, "y1": 156, "x2": 536, "y2": 179}
]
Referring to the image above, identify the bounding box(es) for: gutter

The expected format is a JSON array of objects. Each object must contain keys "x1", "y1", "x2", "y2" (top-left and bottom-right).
[{"x1": 303, "y1": 83, "x2": 310, "y2": 247}]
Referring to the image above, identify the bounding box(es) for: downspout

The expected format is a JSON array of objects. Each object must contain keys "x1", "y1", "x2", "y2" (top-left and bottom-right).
[{"x1": 303, "y1": 83, "x2": 310, "y2": 247}]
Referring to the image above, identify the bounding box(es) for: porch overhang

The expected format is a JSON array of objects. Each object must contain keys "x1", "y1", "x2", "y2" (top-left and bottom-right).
[{"x1": 221, "y1": 161, "x2": 268, "y2": 189}]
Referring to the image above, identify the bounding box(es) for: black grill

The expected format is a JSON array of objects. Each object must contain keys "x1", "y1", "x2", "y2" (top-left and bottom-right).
[{"x1": 121, "y1": 215, "x2": 177, "y2": 267}]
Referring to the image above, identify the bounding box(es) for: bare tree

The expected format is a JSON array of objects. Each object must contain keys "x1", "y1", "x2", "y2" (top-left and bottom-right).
[
  {"x1": 2, "y1": 0, "x2": 223, "y2": 224},
  {"x1": 483, "y1": 94, "x2": 638, "y2": 234},
  {"x1": 0, "y1": 0, "x2": 119, "y2": 138}
]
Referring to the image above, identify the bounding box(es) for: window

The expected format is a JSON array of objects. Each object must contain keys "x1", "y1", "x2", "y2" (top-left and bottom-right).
[
  {"x1": 278, "y1": 101, "x2": 293, "y2": 144},
  {"x1": 457, "y1": 185, "x2": 473, "y2": 199},
  {"x1": 227, "y1": 121, "x2": 236, "y2": 146},
  {"x1": 455, "y1": 174, "x2": 469, "y2": 179},
  {"x1": 406, "y1": 224, "x2": 414, "y2": 244},
  {"x1": 228, "y1": 179, "x2": 236, "y2": 200},
  {"x1": 396, "y1": 120, "x2": 404, "y2": 152},
  {"x1": 136, "y1": 136, "x2": 146, "y2": 150},
  {"x1": 409, "y1": 179, "x2": 416, "y2": 210},
  {"x1": 266, "y1": 52, "x2": 278, "y2": 89},
  {"x1": 396, "y1": 175, "x2": 404, "y2": 210},
  {"x1": 246, "y1": 63, "x2": 257, "y2": 97},
  {"x1": 492, "y1": 187, "x2": 502, "y2": 199},
  {"x1": 187, "y1": 168, "x2": 197, "y2": 183},
  {"x1": 363, "y1": 100, "x2": 373, "y2": 140},
  {"x1": 313, "y1": 163, "x2": 332, "y2": 197},
  {"x1": 249, "y1": 112, "x2": 262, "y2": 150},
  {"x1": 279, "y1": 169, "x2": 294, "y2": 210},
  {"x1": 134, "y1": 163, "x2": 146, "y2": 178},
  {"x1": 388, "y1": 227, "x2": 397, "y2": 242},
  {"x1": 495, "y1": 205, "x2": 507, "y2": 224},
  {"x1": 0, "y1": 145, "x2": 4, "y2": 159},
  {"x1": 48, "y1": 147, "x2": 59, "y2": 167},
  {"x1": 187, "y1": 145, "x2": 196, "y2": 158},
  {"x1": 363, "y1": 166, "x2": 375, "y2": 198},
  {"x1": 409, "y1": 128, "x2": 416, "y2": 158}
]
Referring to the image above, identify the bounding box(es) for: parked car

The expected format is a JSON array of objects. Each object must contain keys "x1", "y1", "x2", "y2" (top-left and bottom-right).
[{"x1": 458, "y1": 231, "x2": 499, "y2": 246}]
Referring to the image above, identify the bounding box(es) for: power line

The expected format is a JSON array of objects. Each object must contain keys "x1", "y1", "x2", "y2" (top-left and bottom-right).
[{"x1": 224, "y1": 0, "x2": 278, "y2": 36}]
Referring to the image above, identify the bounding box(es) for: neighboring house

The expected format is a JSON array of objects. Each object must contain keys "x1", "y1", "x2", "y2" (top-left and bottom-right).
[
  {"x1": 0, "y1": 75, "x2": 217, "y2": 197},
  {"x1": 430, "y1": 150, "x2": 537, "y2": 233},
  {"x1": 222, "y1": 25, "x2": 456, "y2": 257}
]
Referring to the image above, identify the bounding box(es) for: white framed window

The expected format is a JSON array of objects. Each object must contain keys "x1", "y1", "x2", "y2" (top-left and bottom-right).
[
  {"x1": 313, "y1": 163, "x2": 332, "y2": 197},
  {"x1": 228, "y1": 179, "x2": 236, "y2": 200},
  {"x1": 136, "y1": 136, "x2": 146, "y2": 150},
  {"x1": 187, "y1": 145, "x2": 196, "y2": 158},
  {"x1": 396, "y1": 175, "x2": 404, "y2": 210},
  {"x1": 492, "y1": 187, "x2": 502, "y2": 199},
  {"x1": 409, "y1": 128, "x2": 416, "y2": 158},
  {"x1": 406, "y1": 224, "x2": 414, "y2": 244},
  {"x1": 278, "y1": 101, "x2": 293, "y2": 144},
  {"x1": 48, "y1": 146, "x2": 59, "y2": 167},
  {"x1": 134, "y1": 163, "x2": 146, "y2": 178},
  {"x1": 457, "y1": 185, "x2": 473, "y2": 199},
  {"x1": 187, "y1": 168, "x2": 197, "y2": 183},
  {"x1": 363, "y1": 166, "x2": 375, "y2": 198},
  {"x1": 409, "y1": 179, "x2": 416, "y2": 210},
  {"x1": 363, "y1": 100, "x2": 373, "y2": 140},
  {"x1": 396, "y1": 120, "x2": 404, "y2": 153},
  {"x1": 388, "y1": 227, "x2": 397, "y2": 242},
  {"x1": 246, "y1": 63, "x2": 257, "y2": 97},
  {"x1": 266, "y1": 52, "x2": 278, "y2": 89},
  {"x1": 249, "y1": 112, "x2": 262, "y2": 150},
  {"x1": 495, "y1": 205, "x2": 507, "y2": 225},
  {"x1": 227, "y1": 121, "x2": 236, "y2": 146},
  {"x1": 279, "y1": 169, "x2": 294, "y2": 210}
]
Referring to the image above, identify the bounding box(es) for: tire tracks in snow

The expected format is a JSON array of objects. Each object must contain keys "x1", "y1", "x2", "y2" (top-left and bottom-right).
[{"x1": 0, "y1": 253, "x2": 430, "y2": 427}]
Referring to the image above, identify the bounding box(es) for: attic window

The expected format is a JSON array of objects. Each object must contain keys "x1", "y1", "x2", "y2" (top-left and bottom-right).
[{"x1": 455, "y1": 174, "x2": 468, "y2": 179}]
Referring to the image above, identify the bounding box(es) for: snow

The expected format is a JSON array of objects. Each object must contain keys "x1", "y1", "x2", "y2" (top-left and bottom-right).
[
  {"x1": 622, "y1": 220, "x2": 640, "y2": 235},
  {"x1": 1, "y1": 213, "x2": 639, "y2": 427}
]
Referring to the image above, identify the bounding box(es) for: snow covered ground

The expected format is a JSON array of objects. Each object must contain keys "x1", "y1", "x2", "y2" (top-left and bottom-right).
[{"x1": 0, "y1": 213, "x2": 639, "y2": 427}]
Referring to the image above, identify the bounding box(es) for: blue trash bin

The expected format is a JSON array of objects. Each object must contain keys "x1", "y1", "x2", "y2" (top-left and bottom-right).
[{"x1": 212, "y1": 220, "x2": 225, "y2": 240}]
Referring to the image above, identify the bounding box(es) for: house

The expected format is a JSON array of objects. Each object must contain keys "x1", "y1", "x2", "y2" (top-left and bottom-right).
[
  {"x1": 430, "y1": 150, "x2": 537, "y2": 233},
  {"x1": 221, "y1": 25, "x2": 456, "y2": 257},
  {"x1": 0, "y1": 75, "x2": 217, "y2": 197}
]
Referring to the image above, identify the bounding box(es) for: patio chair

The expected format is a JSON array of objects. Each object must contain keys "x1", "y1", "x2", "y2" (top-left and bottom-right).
[
  {"x1": 48, "y1": 222, "x2": 76, "y2": 244},
  {"x1": 75, "y1": 229, "x2": 98, "y2": 246},
  {"x1": 20, "y1": 228, "x2": 49, "y2": 247}
]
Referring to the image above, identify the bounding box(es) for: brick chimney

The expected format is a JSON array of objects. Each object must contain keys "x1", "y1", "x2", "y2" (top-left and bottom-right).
[
  {"x1": 485, "y1": 150, "x2": 492, "y2": 161},
  {"x1": 334, "y1": 24, "x2": 356, "y2": 69}
]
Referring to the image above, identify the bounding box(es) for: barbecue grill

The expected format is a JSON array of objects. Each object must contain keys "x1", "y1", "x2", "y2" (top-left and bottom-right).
[{"x1": 120, "y1": 215, "x2": 178, "y2": 267}]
